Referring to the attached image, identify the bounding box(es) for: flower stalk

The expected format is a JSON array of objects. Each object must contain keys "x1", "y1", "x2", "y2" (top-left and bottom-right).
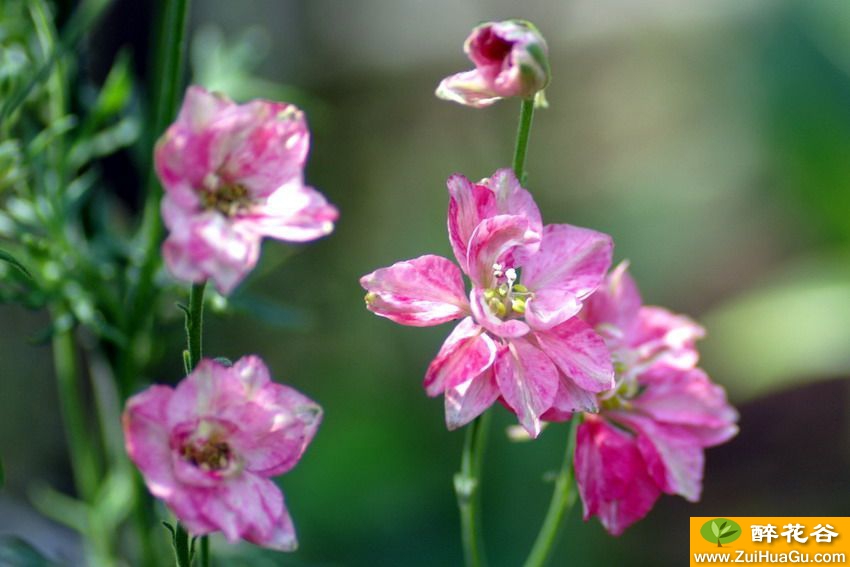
[
  {"x1": 455, "y1": 411, "x2": 491, "y2": 567},
  {"x1": 174, "y1": 280, "x2": 207, "y2": 566},
  {"x1": 522, "y1": 417, "x2": 581, "y2": 567},
  {"x1": 512, "y1": 97, "x2": 536, "y2": 184},
  {"x1": 187, "y1": 281, "x2": 206, "y2": 371},
  {"x1": 123, "y1": 0, "x2": 192, "y2": 391}
]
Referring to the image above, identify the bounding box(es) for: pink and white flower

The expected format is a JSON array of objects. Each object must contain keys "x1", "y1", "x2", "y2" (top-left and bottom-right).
[
  {"x1": 571, "y1": 264, "x2": 738, "y2": 535},
  {"x1": 361, "y1": 169, "x2": 614, "y2": 437},
  {"x1": 436, "y1": 20, "x2": 550, "y2": 108},
  {"x1": 155, "y1": 86, "x2": 338, "y2": 294},
  {"x1": 123, "y1": 356, "x2": 322, "y2": 550}
]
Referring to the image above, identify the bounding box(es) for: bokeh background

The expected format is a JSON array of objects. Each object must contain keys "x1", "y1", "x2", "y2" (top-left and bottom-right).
[{"x1": 3, "y1": 0, "x2": 850, "y2": 565}]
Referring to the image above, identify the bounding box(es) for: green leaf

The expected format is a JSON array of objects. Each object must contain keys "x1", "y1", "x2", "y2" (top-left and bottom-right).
[
  {"x1": 720, "y1": 524, "x2": 731, "y2": 535},
  {"x1": 711, "y1": 521, "x2": 720, "y2": 538},
  {"x1": 0, "y1": 0, "x2": 113, "y2": 122},
  {"x1": 28, "y1": 482, "x2": 89, "y2": 533},
  {"x1": 721, "y1": 530, "x2": 739, "y2": 540},
  {"x1": 91, "y1": 51, "x2": 133, "y2": 121},
  {"x1": 0, "y1": 249, "x2": 32, "y2": 279}
]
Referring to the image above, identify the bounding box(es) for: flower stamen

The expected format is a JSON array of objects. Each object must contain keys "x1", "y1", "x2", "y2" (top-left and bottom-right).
[
  {"x1": 181, "y1": 438, "x2": 233, "y2": 472},
  {"x1": 201, "y1": 182, "x2": 252, "y2": 217}
]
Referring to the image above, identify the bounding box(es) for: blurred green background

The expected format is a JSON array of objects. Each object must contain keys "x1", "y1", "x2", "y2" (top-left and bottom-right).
[{"x1": 4, "y1": 0, "x2": 850, "y2": 565}]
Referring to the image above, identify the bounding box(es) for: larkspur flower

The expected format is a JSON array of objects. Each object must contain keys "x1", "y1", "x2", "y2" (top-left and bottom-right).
[
  {"x1": 569, "y1": 263, "x2": 738, "y2": 535},
  {"x1": 123, "y1": 356, "x2": 321, "y2": 550},
  {"x1": 436, "y1": 20, "x2": 550, "y2": 108},
  {"x1": 361, "y1": 169, "x2": 614, "y2": 437},
  {"x1": 155, "y1": 86, "x2": 338, "y2": 294}
]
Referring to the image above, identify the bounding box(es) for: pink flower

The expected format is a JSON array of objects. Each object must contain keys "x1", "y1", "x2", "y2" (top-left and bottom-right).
[
  {"x1": 361, "y1": 169, "x2": 614, "y2": 437},
  {"x1": 122, "y1": 356, "x2": 322, "y2": 550},
  {"x1": 155, "y1": 86, "x2": 338, "y2": 294},
  {"x1": 571, "y1": 264, "x2": 738, "y2": 535},
  {"x1": 436, "y1": 20, "x2": 550, "y2": 108}
]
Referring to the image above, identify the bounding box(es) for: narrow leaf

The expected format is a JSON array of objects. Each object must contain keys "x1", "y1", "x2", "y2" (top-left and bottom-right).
[
  {"x1": 0, "y1": 249, "x2": 32, "y2": 279},
  {"x1": 711, "y1": 521, "x2": 720, "y2": 538},
  {"x1": 721, "y1": 530, "x2": 738, "y2": 540}
]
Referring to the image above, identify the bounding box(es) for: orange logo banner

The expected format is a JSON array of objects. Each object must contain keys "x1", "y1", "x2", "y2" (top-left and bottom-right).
[{"x1": 690, "y1": 517, "x2": 850, "y2": 566}]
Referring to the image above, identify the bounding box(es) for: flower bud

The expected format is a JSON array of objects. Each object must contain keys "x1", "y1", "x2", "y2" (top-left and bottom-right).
[{"x1": 436, "y1": 20, "x2": 550, "y2": 108}]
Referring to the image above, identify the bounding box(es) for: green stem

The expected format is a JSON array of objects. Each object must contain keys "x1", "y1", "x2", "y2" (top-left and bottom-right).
[
  {"x1": 455, "y1": 411, "x2": 491, "y2": 567},
  {"x1": 51, "y1": 311, "x2": 114, "y2": 564},
  {"x1": 186, "y1": 281, "x2": 206, "y2": 371},
  {"x1": 522, "y1": 417, "x2": 581, "y2": 567},
  {"x1": 173, "y1": 281, "x2": 207, "y2": 566},
  {"x1": 51, "y1": 316, "x2": 97, "y2": 502},
  {"x1": 512, "y1": 98, "x2": 536, "y2": 183},
  {"x1": 173, "y1": 523, "x2": 192, "y2": 567},
  {"x1": 137, "y1": 0, "x2": 191, "y2": 254},
  {"x1": 122, "y1": 0, "x2": 191, "y2": 391},
  {"x1": 200, "y1": 535, "x2": 210, "y2": 567}
]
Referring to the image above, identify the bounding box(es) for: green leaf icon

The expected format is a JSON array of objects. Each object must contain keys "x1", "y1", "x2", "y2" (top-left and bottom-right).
[{"x1": 701, "y1": 518, "x2": 742, "y2": 545}]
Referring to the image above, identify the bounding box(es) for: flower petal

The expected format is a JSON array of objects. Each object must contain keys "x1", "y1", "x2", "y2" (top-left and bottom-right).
[
  {"x1": 540, "y1": 375, "x2": 599, "y2": 421},
  {"x1": 632, "y1": 307, "x2": 705, "y2": 369},
  {"x1": 162, "y1": 206, "x2": 260, "y2": 295},
  {"x1": 614, "y1": 413, "x2": 706, "y2": 502},
  {"x1": 633, "y1": 367, "x2": 738, "y2": 445},
  {"x1": 445, "y1": 368, "x2": 500, "y2": 430},
  {"x1": 155, "y1": 88, "x2": 233, "y2": 208},
  {"x1": 494, "y1": 337, "x2": 559, "y2": 437},
  {"x1": 467, "y1": 214, "x2": 540, "y2": 286},
  {"x1": 198, "y1": 473, "x2": 289, "y2": 547},
  {"x1": 435, "y1": 70, "x2": 502, "y2": 108},
  {"x1": 524, "y1": 287, "x2": 581, "y2": 331},
  {"x1": 243, "y1": 183, "x2": 338, "y2": 243},
  {"x1": 123, "y1": 385, "x2": 178, "y2": 500},
  {"x1": 533, "y1": 318, "x2": 614, "y2": 393},
  {"x1": 521, "y1": 224, "x2": 613, "y2": 299},
  {"x1": 219, "y1": 101, "x2": 310, "y2": 199},
  {"x1": 424, "y1": 317, "x2": 496, "y2": 396},
  {"x1": 233, "y1": 387, "x2": 323, "y2": 476},
  {"x1": 447, "y1": 169, "x2": 542, "y2": 269},
  {"x1": 574, "y1": 416, "x2": 661, "y2": 536},
  {"x1": 247, "y1": 489, "x2": 297, "y2": 551},
  {"x1": 582, "y1": 261, "x2": 642, "y2": 342},
  {"x1": 447, "y1": 174, "x2": 497, "y2": 268},
  {"x1": 361, "y1": 255, "x2": 468, "y2": 326}
]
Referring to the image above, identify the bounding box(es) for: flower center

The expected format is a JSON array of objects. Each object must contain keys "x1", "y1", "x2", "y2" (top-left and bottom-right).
[
  {"x1": 484, "y1": 263, "x2": 533, "y2": 319},
  {"x1": 599, "y1": 357, "x2": 642, "y2": 411},
  {"x1": 200, "y1": 173, "x2": 253, "y2": 216},
  {"x1": 181, "y1": 437, "x2": 233, "y2": 472}
]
